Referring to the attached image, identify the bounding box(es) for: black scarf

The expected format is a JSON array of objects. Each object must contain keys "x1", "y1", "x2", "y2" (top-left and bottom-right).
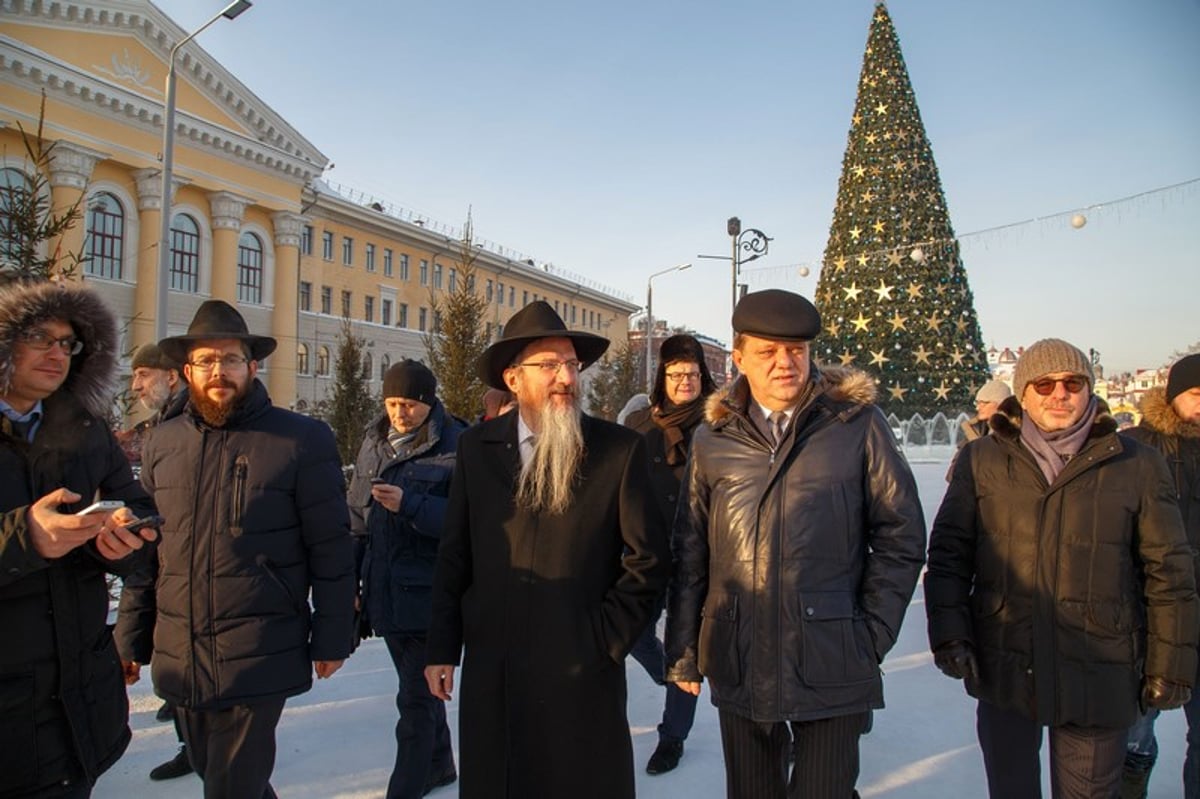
[{"x1": 652, "y1": 398, "x2": 705, "y2": 466}]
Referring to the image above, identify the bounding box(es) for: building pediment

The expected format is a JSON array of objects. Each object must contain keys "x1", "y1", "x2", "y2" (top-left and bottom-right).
[{"x1": 1, "y1": 0, "x2": 327, "y2": 185}]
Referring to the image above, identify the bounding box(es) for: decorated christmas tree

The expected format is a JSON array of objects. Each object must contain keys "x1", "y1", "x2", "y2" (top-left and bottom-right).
[{"x1": 814, "y1": 3, "x2": 990, "y2": 415}]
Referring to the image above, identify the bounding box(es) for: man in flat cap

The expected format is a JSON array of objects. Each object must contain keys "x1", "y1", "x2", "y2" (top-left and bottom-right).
[
  {"x1": 665, "y1": 289, "x2": 926, "y2": 798},
  {"x1": 347, "y1": 359, "x2": 464, "y2": 798},
  {"x1": 121, "y1": 300, "x2": 356, "y2": 798},
  {"x1": 926, "y1": 338, "x2": 1197, "y2": 797},
  {"x1": 1118, "y1": 351, "x2": 1200, "y2": 798},
  {"x1": 425, "y1": 300, "x2": 669, "y2": 799}
]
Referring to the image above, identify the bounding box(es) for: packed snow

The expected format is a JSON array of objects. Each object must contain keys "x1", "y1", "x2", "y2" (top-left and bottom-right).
[{"x1": 94, "y1": 452, "x2": 1189, "y2": 797}]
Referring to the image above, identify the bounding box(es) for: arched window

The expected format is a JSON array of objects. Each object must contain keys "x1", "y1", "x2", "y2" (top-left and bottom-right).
[
  {"x1": 237, "y1": 231, "x2": 263, "y2": 303},
  {"x1": 317, "y1": 345, "x2": 331, "y2": 377},
  {"x1": 84, "y1": 192, "x2": 124, "y2": 279},
  {"x1": 297, "y1": 343, "x2": 309, "y2": 375},
  {"x1": 379, "y1": 354, "x2": 391, "y2": 382},
  {"x1": 362, "y1": 351, "x2": 373, "y2": 380},
  {"x1": 0, "y1": 167, "x2": 33, "y2": 264},
  {"x1": 169, "y1": 213, "x2": 200, "y2": 292}
]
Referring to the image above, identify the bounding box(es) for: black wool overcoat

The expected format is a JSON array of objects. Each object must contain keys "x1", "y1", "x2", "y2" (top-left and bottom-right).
[{"x1": 427, "y1": 412, "x2": 670, "y2": 799}]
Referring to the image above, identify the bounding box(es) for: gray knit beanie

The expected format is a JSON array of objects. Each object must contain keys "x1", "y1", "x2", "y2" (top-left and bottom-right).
[
  {"x1": 1012, "y1": 338, "x2": 1094, "y2": 398},
  {"x1": 975, "y1": 379, "x2": 1012, "y2": 404}
]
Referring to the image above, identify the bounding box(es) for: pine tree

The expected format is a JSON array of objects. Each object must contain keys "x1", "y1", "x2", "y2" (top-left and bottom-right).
[
  {"x1": 814, "y1": 3, "x2": 990, "y2": 415},
  {"x1": 0, "y1": 92, "x2": 84, "y2": 284},
  {"x1": 586, "y1": 343, "x2": 641, "y2": 422},
  {"x1": 425, "y1": 212, "x2": 490, "y2": 420},
  {"x1": 324, "y1": 319, "x2": 378, "y2": 467}
]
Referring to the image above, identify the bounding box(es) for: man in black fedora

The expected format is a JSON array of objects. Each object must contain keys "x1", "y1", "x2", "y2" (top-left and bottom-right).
[
  {"x1": 425, "y1": 300, "x2": 670, "y2": 799},
  {"x1": 121, "y1": 300, "x2": 356, "y2": 798}
]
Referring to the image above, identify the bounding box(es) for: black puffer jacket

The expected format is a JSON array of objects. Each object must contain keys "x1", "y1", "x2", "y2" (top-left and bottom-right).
[
  {"x1": 348, "y1": 402, "x2": 464, "y2": 634},
  {"x1": 132, "y1": 380, "x2": 356, "y2": 709},
  {"x1": 665, "y1": 366, "x2": 926, "y2": 722},
  {"x1": 926, "y1": 396, "x2": 1199, "y2": 728},
  {"x1": 622, "y1": 403, "x2": 704, "y2": 530},
  {"x1": 0, "y1": 281, "x2": 154, "y2": 797}
]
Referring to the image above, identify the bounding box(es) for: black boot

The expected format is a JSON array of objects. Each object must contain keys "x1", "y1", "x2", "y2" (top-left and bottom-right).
[
  {"x1": 646, "y1": 739, "x2": 684, "y2": 775},
  {"x1": 149, "y1": 746, "x2": 194, "y2": 781},
  {"x1": 1118, "y1": 752, "x2": 1155, "y2": 799}
]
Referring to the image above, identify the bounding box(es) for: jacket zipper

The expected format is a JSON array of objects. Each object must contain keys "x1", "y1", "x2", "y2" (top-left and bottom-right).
[{"x1": 231, "y1": 454, "x2": 248, "y2": 536}]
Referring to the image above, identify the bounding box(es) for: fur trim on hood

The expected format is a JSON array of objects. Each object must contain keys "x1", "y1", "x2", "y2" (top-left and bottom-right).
[
  {"x1": 705, "y1": 364, "x2": 877, "y2": 425},
  {"x1": 1138, "y1": 386, "x2": 1200, "y2": 440},
  {"x1": 0, "y1": 280, "x2": 118, "y2": 418},
  {"x1": 988, "y1": 394, "x2": 1118, "y2": 441}
]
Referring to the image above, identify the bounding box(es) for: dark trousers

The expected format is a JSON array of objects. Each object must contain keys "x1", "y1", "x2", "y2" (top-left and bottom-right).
[
  {"x1": 383, "y1": 633, "x2": 455, "y2": 799},
  {"x1": 718, "y1": 708, "x2": 869, "y2": 799},
  {"x1": 629, "y1": 607, "x2": 699, "y2": 742},
  {"x1": 976, "y1": 700, "x2": 1126, "y2": 799},
  {"x1": 177, "y1": 698, "x2": 285, "y2": 799}
]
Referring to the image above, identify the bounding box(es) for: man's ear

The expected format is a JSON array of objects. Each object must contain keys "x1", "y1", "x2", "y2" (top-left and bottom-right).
[
  {"x1": 730, "y1": 349, "x2": 744, "y2": 370},
  {"x1": 503, "y1": 368, "x2": 520, "y2": 394}
]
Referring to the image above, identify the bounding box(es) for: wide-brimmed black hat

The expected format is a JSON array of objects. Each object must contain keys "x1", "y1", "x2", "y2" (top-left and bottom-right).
[
  {"x1": 159, "y1": 300, "x2": 277, "y2": 364},
  {"x1": 477, "y1": 300, "x2": 609, "y2": 390}
]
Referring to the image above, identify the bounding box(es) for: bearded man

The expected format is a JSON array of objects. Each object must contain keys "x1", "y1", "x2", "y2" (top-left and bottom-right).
[
  {"x1": 425, "y1": 301, "x2": 670, "y2": 799},
  {"x1": 123, "y1": 300, "x2": 356, "y2": 799}
]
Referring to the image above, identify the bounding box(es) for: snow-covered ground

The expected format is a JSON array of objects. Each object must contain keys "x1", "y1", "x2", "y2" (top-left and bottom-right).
[{"x1": 94, "y1": 453, "x2": 1189, "y2": 798}]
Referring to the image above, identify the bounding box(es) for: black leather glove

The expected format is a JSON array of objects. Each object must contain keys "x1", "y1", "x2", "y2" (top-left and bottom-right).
[
  {"x1": 933, "y1": 640, "x2": 978, "y2": 681},
  {"x1": 1141, "y1": 675, "x2": 1192, "y2": 712}
]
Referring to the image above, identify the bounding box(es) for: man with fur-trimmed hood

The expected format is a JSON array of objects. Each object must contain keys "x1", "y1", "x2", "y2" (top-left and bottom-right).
[
  {"x1": 0, "y1": 279, "x2": 157, "y2": 797},
  {"x1": 664, "y1": 290, "x2": 926, "y2": 798},
  {"x1": 1119, "y1": 352, "x2": 1200, "y2": 798}
]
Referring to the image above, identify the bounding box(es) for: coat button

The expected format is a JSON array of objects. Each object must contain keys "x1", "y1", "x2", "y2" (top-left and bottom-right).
[
  {"x1": 805, "y1": 607, "x2": 815, "y2": 616},
  {"x1": 653, "y1": 456, "x2": 662, "y2": 463}
]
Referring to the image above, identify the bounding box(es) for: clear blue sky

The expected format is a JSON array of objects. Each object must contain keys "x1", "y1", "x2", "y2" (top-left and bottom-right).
[{"x1": 154, "y1": 0, "x2": 1199, "y2": 374}]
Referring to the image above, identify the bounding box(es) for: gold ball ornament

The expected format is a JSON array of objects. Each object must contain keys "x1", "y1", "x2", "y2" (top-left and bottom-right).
[
  {"x1": 910, "y1": 247, "x2": 925, "y2": 263},
  {"x1": 798, "y1": 266, "x2": 811, "y2": 278},
  {"x1": 1070, "y1": 213, "x2": 1087, "y2": 229}
]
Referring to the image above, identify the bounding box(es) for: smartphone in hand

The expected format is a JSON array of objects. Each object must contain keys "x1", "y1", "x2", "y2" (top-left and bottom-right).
[
  {"x1": 75, "y1": 499, "x2": 124, "y2": 516},
  {"x1": 124, "y1": 514, "x2": 165, "y2": 533},
  {"x1": 370, "y1": 478, "x2": 387, "y2": 485}
]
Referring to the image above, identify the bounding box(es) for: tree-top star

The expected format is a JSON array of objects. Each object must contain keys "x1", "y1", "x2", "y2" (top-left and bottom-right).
[
  {"x1": 888, "y1": 384, "x2": 908, "y2": 401},
  {"x1": 851, "y1": 313, "x2": 872, "y2": 332},
  {"x1": 913, "y1": 345, "x2": 933, "y2": 365},
  {"x1": 872, "y1": 280, "x2": 894, "y2": 301},
  {"x1": 843, "y1": 282, "x2": 863, "y2": 301},
  {"x1": 933, "y1": 381, "x2": 952, "y2": 401},
  {"x1": 905, "y1": 282, "x2": 923, "y2": 299},
  {"x1": 869, "y1": 349, "x2": 890, "y2": 367},
  {"x1": 887, "y1": 311, "x2": 908, "y2": 331}
]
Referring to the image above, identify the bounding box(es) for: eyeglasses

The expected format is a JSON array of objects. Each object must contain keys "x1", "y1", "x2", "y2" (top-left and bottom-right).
[
  {"x1": 515, "y1": 359, "x2": 582, "y2": 376},
  {"x1": 1030, "y1": 376, "x2": 1088, "y2": 396},
  {"x1": 189, "y1": 355, "x2": 249, "y2": 372},
  {"x1": 20, "y1": 330, "x2": 83, "y2": 355},
  {"x1": 665, "y1": 371, "x2": 701, "y2": 383}
]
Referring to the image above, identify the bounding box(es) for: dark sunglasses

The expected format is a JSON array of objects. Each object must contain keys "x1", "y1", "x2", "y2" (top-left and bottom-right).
[{"x1": 1030, "y1": 376, "x2": 1088, "y2": 396}]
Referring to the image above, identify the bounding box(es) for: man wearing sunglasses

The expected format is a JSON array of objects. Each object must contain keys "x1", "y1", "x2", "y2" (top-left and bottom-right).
[{"x1": 927, "y1": 338, "x2": 1198, "y2": 797}]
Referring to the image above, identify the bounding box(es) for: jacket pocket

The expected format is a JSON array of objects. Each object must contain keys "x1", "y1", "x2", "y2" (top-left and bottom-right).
[
  {"x1": 799, "y1": 592, "x2": 877, "y2": 686},
  {"x1": 230, "y1": 455, "x2": 249, "y2": 537},
  {"x1": 698, "y1": 593, "x2": 741, "y2": 686},
  {"x1": 0, "y1": 672, "x2": 38, "y2": 791}
]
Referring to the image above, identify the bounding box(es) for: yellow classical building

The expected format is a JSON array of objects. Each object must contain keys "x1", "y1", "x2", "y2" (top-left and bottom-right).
[{"x1": 1, "y1": 1, "x2": 636, "y2": 417}]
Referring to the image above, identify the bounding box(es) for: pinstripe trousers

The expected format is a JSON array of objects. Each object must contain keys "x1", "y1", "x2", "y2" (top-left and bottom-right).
[{"x1": 718, "y1": 708, "x2": 869, "y2": 799}]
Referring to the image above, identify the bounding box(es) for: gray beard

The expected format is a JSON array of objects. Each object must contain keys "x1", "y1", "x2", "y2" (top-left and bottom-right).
[{"x1": 516, "y1": 397, "x2": 584, "y2": 515}]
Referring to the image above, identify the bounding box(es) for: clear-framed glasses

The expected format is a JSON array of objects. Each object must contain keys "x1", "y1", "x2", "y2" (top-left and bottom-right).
[
  {"x1": 1030, "y1": 376, "x2": 1088, "y2": 396},
  {"x1": 665, "y1": 370, "x2": 701, "y2": 384},
  {"x1": 20, "y1": 330, "x2": 83, "y2": 355},
  {"x1": 516, "y1": 359, "x2": 582, "y2": 376},
  {"x1": 189, "y1": 354, "x2": 249, "y2": 372}
]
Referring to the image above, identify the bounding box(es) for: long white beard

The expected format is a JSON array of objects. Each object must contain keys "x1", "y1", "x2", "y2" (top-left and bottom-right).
[{"x1": 516, "y1": 397, "x2": 584, "y2": 515}]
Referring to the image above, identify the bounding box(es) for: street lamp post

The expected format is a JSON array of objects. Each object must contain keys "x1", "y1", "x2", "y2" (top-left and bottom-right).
[
  {"x1": 645, "y1": 263, "x2": 692, "y2": 393},
  {"x1": 154, "y1": 0, "x2": 253, "y2": 341},
  {"x1": 726, "y1": 216, "x2": 771, "y2": 324}
]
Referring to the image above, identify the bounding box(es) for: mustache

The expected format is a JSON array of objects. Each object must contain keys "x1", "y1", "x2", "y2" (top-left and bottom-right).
[{"x1": 205, "y1": 379, "x2": 237, "y2": 390}]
